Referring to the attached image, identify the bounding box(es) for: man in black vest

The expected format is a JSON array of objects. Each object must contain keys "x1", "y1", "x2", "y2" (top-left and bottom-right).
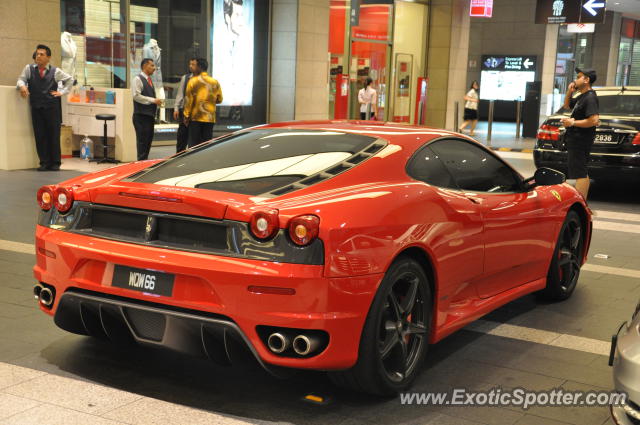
[
  {"x1": 172, "y1": 58, "x2": 197, "y2": 153},
  {"x1": 17, "y1": 44, "x2": 72, "y2": 171},
  {"x1": 132, "y1": 58, "x2": 163, "y2": 160}
]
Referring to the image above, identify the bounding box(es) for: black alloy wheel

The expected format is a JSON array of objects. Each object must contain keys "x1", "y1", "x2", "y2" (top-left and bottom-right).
[
  {"x1": 378, "y1": 270, "x2": 428, "y2": 383},
  {"x1": 540, "y1": 210, "x2": 584, "y2": 301},
  {"x1": 329, "y1": 256, "x2": 432, "y2": 395}
]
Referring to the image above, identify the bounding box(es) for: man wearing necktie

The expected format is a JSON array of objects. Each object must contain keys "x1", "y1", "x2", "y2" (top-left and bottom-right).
[
  {"x1": 132, "y1": 58, "x2": 163, "y2": 160},
  {"x1": 17, "y1": 44, "x2": 72, "y2": 171}
]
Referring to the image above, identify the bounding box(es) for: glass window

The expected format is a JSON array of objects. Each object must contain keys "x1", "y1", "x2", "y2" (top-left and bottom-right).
[
  {"x1": 597, "y1": 94, "x2": 640, "y2": 116},
  {"x1": 129, "y1": 0, "x2": 209, "y2": 123},
  {"x1": 61, "y1": 0, "x2": 127, "y2": 88},
  {"x1": 129, "y1": 129, "x2": 378, "y2": 194},
  {"x1": 428, "y1": 140, "x2": 523, "y2": 193},
  {"x1": 406, "y1": 145, "x2": 457, "y2": 189}
]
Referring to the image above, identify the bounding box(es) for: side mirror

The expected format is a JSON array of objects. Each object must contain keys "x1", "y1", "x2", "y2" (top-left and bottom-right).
[{"x1": 525, "y1": 167, "x2": 566, "y2": 188}]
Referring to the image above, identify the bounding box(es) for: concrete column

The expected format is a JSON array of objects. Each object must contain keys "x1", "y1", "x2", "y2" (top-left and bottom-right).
[
  {"x1": 269, "y1": 0, "x2": 299, "y2": 123},
  {"x1": 294, "y1": 0, "x2": 329, "y2": 121},
  {"x1": 269, "y1": 0, "x2": 329, "y2": 123},
  {"x1": 0, "y1": 0, "x2": 62, "y2": 86},
  {"x1": 425, "y1": 0, "x2": 471, "y2": 130},
  {"x1": 540, "y1": 24, "x2": 559, "y2": 119},
  {"x1": 604, "y1": 12, "x2": 622, "y2": 86}
]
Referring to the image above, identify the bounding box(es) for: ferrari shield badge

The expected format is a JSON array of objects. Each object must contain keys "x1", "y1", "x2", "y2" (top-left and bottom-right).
[{"x1": 551, "y1": 190, "x2": 561, "y2": 202}]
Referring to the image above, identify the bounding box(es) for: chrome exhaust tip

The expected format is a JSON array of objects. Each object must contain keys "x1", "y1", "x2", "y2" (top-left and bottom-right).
[
  {"x1": 267, "y1": 332, "x2": 289, "y2": 354},
  {"x1": 39, "y1": 287, "x2": 54, "y2": 307},
  {"x1": 33, "y1": 284, "x2": 43, "y2": 300},
  {"x1": 293, "y1": 334, "x2": 320, "y2": 356}
]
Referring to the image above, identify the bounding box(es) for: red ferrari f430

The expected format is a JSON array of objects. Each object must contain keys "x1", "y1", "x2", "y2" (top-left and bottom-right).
[{"x1": 34, "y1": 121, "x2": 591, "y2": 395}]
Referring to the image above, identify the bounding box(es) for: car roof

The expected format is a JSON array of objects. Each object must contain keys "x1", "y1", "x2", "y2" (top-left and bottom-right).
[{"x1": 256, "y1": 120, "x2": 461, "y2": 150}]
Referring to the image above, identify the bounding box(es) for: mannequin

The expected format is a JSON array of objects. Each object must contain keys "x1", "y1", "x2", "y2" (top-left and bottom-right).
[
  {"x1": 60, "y1": 32, "x2": 77, "y2": 82},
  {"x1": 143, "y1": 39, "x2": 166, "y2": 121}
]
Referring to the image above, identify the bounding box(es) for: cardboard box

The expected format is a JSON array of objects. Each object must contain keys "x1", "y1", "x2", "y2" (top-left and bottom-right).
[{"x1": 60, "y1": 125, "x2": 73, "y2": 158}]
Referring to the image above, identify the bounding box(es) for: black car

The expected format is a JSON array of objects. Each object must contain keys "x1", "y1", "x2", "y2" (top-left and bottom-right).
[{"x1": 534, "y1": 87, "x2": 640, "y2": 182}]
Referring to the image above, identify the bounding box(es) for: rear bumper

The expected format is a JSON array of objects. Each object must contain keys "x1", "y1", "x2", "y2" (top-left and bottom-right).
[
  {"x1": 34, "y1": 225, "x2": 383, "y2": 371},
  {"x1": 534, "y1": 148, "x2": 640, "y2": 180}
]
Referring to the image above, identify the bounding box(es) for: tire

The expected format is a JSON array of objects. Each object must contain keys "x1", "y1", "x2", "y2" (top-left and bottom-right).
[
  {"x1": 329, "y1": 256, "x2": 432, "y2": 396},
  {"x1": 540, "y1": 210, "x2": 584, "y2": 301}
]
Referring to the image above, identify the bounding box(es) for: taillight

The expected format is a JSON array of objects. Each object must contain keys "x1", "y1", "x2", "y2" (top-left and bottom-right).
[
  {"x1": 288, "y1": 215, "x2": 320, "y2": 246},
  {"x1": 537, "y1": 124, "x2": 560, "y2": 141},
  {"x1": 249, "y1": 209, "x2": 279, "y2": 240},
  {"x1": 632, "y1": 132, "x2": 640, "y2": 145},
  {"x1": 37, "y1": 186, "x2": 55, "y2": 211},
  {"x1": 54, "y1": 187, "x2": 74, "y2": 213}
]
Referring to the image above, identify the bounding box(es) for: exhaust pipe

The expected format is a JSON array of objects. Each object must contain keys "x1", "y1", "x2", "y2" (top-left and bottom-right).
[
  {"x1": 292, "y1": 334, "x2": 321, "y2": 356},
  {"x1": 33, "y1": 284, "x2": 43, "y2": 300},
  {"x1": 267, "y1": 332, "x2": 290, "y2": 354},
  {"x1": 39, "y1": 287, "x2": 54, "y2": 307}
]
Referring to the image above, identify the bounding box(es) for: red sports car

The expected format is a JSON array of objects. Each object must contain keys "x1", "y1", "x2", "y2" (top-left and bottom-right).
[{"x1": 34, "y1": 121, "x2": 591, "y2": 395}]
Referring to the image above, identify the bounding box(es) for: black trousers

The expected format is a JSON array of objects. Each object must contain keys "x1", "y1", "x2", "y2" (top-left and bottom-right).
[
  {"x1": 133, "y1": 113, "x2": 155, "y2": 160},
  {"x1": 31, "y1": 105, "x2": 61, "y2": 168},
  {"x1": 176, "y1": 110, "x2": 189, "y2": 153},
  {"x1": 188, "y1": 121, "x2": 214, "y2": 148}
]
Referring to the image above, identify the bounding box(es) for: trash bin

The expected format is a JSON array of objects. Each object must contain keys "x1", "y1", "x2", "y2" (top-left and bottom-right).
[{"x1": 60, "y1": 125, "x2": 73, "y2": 158}]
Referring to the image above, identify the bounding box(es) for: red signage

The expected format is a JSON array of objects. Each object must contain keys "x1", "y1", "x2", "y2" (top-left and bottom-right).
[{"x1": 470, "y1": 0, "x2": 493, "y2": 17}]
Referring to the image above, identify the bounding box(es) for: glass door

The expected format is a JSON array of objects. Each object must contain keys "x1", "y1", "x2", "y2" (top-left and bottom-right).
[{"x1": 350, "y1": 40, "x2": 389, "y2": 120}]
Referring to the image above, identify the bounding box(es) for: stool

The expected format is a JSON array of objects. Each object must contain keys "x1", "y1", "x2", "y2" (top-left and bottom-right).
[{"x1": 92, "y1": 114, "x2": 120, "y2": 164}]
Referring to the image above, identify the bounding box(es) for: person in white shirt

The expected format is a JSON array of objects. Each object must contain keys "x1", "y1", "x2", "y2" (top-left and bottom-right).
[
  {"x1": 358, "y1": 77, "x2": 377, "y2": 120},
  {"x1": 459, "y1": 80, "x2": 480, "y2": 136}
]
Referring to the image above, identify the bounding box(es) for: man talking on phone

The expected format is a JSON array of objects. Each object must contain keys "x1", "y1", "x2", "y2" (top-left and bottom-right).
[{"x1": 561, "y1": 68, "x2": 599, "y2": 200}]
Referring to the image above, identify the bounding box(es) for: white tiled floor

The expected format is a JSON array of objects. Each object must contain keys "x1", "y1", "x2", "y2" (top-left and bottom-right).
[{"x1": 0, "y1": 362, "x2": 268, "y2": 425}]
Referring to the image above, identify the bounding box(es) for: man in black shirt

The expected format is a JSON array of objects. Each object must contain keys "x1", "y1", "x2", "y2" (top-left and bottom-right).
[{"x1": 561, "y1": 68, "x2": 599, "y2": 200}]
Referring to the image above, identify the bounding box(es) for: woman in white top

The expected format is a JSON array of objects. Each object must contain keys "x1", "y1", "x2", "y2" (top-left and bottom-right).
[
  {"x1": 459, "y1": 80, "x2": 479, "y2": 136},
  {"x1": 358, "y1": 77, "x2": 377, "y2": 120}
]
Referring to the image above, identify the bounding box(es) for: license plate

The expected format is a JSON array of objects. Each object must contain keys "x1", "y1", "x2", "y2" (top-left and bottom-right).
[
  {"x1": 594, "y1": 134, "x2": 615, "y2": 144},
  {"x1": 112, "y1": 265, "x2": 175, "y2": 297}
]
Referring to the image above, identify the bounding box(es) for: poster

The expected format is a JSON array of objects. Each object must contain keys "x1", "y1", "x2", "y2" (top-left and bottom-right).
[{"x1": 212, "y1": 0, "x2": 254, "y2": 106}]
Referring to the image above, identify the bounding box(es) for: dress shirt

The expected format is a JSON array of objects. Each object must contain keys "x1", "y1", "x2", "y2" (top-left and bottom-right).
[
  {"x1": 16, "y1": 64, "x2": 72, "y2": 94},
  {"x1": 174, "y1": 73, "x2": 192, "y2": 111},
  {"x1": 132, "y1": 72, "x2": 156, "y2": 105}
]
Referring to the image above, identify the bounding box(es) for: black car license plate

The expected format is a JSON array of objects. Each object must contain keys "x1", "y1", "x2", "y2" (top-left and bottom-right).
[
  {"x1": 112, "y1": 265, "x2": 175, "y2": 297},
  {"x1": 594, "y1": 133, "x2": 616, "y2": 144}
]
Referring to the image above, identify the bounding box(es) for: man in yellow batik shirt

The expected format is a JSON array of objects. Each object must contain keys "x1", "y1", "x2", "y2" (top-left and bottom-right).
[{"x1": 183, "y1": 57, "x2": 223, "y2": 148}]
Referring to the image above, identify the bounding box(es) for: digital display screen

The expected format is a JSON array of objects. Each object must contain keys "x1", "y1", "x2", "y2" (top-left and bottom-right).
[
  {"x1": 480, "y1": 70, "x2": 535, "y2": 101},
  {"x1": 212, "y1": 0, "x2": 254, "y2": 106}
]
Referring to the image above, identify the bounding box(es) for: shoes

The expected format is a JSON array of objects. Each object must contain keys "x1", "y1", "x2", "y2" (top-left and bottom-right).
[
  {"x1": 37, "y1": 165, "x2": 48, "y2": 171},
  {"x1": 469, "y1": 132, "x2": 476, "y2": 137},
  {"x1": 48, "y1": 165, "x2": 60, "y2": 171}
]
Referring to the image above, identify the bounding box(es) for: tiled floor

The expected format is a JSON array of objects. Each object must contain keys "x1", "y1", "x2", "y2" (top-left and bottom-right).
[{"x1": 0, "y1": 137, "x2": 638, "y2": 424}]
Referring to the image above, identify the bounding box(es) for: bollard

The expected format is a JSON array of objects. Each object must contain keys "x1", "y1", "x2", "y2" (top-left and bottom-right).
[
  {"x1": 516, "y1": 100, "x2": 522, "y2": 139},
  {"x1": 487, "y1": 100, "x2": 495, "y2": 145},
  {"x1": 454, "y1": 101, "x2": 459, "y2": 132}
]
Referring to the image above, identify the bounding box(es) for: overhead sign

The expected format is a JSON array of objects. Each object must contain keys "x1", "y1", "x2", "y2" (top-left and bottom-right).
[
  {"x1": 480, "y1": 55, "x2": 537, "y2": 101},
  {"x1": 535, "y1": 0, "x2": 606, "y2": 24},
  {"x1": 470, "y1": 0, "x2": 493, "y2": 17},
  {"x1": 482, "y1": 55, "x2": 537, "y2": 71},
  {"x1": 567, "y1": 23, "x2": 596, "y2": 32}
]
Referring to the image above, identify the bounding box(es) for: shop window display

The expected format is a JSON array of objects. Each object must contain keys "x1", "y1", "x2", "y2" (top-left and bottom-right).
[{"x1": 60, "y1": 0, "x2": 268, "y2": 129}]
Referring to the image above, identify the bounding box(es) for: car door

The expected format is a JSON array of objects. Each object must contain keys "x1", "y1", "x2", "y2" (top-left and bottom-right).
[
  {"x1": 428, "y1": 139, "x2": 556, "y2": 298},
  {"x1": 406, "y1": 144, "x2": 484, "y2": 305}
]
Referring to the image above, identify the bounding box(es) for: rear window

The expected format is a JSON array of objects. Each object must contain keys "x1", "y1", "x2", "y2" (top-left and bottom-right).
[
  {"x1": 597, "y1": 94, "x2": 640, "y2": 116},
  {"x1": 129, "y1": 129, "x2": 379, "y2": 195}
]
